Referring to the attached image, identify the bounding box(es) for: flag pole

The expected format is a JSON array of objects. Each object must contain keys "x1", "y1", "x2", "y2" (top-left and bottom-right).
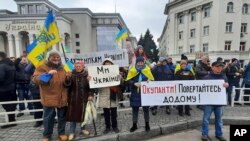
[{"x1": 61, "y1": 43, "x2": 67, "y2": 62}]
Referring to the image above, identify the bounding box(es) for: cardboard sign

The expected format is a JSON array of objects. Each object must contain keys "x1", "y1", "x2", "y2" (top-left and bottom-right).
[{"x1": 88, "y1": 65, "x2": 120, "y2": 88}]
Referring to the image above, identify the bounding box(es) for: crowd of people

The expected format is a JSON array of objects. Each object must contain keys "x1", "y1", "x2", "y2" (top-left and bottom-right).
[{"x1": 0, "y1": 45, "x2": 250, "y2": 141}]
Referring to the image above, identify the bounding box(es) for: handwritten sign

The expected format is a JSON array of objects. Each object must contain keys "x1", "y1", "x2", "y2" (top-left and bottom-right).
[
  {"x1": 66, "y1": 49, "x2": 129, "y2": 67},
  {"x1": 141, "y1": 80, "x2": 227, "y2": 106},
  {"x1": 88, "y1": 65, "x2": 120, "y2": 88}
]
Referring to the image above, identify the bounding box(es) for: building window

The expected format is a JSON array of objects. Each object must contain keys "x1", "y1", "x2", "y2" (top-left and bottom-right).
[
  {"x1": 202, "y1": 43, "x2": 208, "y2": 52},
  {"x1": 224, "y1": 41, "x2": 231, "y2": 51},
  {"x1": 20, "y1": 5, "x2": 25, "y2": 14},
  {"x1": 203, "y1": 26, "x2": 209, "y2": 36},
  {"x1": 242, "y1": 4, "x2": 248, "y2": 14},
  {"x1": 178, "y1": 46, "x2": 183, "y2": 54},
  {"x1": 226, "y1": 22, "x2": 233, "y2": 32},
  {"x1": 190, "y1": 29, "x2": 196, "y2": 38},
  {"x1": 76, "y1": 42, "x2": 80, "y2": 46},
  {"x1": 241, "y1": 23, "x2": 247, "y2": 33},
  {"x1": 28, "y1": 5, "x2": 35, "y2": 14},
  {"x1": 190, "y1": 11, "x2": 196, "y2": 22},
  {"x1": 179, "y1": 15, "x2": 184, "y2": 24},
  {"x1": 36, "y1": 5, "x2": 43, "y2": 14},
  {"x1": 240, "y1": 42, "x2": 246, "y2": 51},
  {"x1": 227, "y1": 2, "x2": 234, "y2": 13},
  {"x1": 190, "y1": 45, "x2": 195, "y2": 53},
  {"x1": 204, "y1": 7, "x2": 210, "y2": 17},
  {"x1": 76, "y1": 49, "x2": 80, "y2": 54},
  {"x1": 75, "y1": 34, "x2": 79, "y2": 38},
  {"x1": 179, "y1": 31, "x2": 183, "y2": 40},
  {"x1": 96, "y1": 26, "x2": 120, "y2": 51}
]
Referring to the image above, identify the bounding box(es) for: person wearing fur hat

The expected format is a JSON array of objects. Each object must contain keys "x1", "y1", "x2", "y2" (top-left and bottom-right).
[
  {"x1": 175, "y1": 59, "x2": 195, "y2": 116},
  {"x1": 126, "y1": 56, "x2": 154, "y2": 132},
  {"x1": 32, "y1": 50, "x2": 68, "y2": 141},
  {"x1": 64, "y1": 61, "x2": 94, "y2": 140},
  {"x1": 95, "y1": 58, "x2": 123, "y2": 134}
]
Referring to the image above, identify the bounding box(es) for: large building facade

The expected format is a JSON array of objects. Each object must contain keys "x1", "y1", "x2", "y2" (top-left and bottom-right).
[
  {"x1": 0, "y1": 0, "x2": 134, "y2": 58},
  {"x1": 158, "y1": 0, "x2": 250, "y2": 66}
]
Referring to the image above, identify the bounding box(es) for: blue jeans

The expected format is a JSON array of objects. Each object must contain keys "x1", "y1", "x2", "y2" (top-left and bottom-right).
[
  {"x1": 227, "y1": 82, "x2": 240, "y2": 104},
  {"x1": 70, "y1": 122, "x2": 85, "y2": 133},
  {"x1": 202, "y1": 105, "x2": 223, "y2": 137},
  {"x1": 17, "y1": 84, "x2": 32, "y2": 110},
  {"x1": 43, "y1": 106, "x2": 67, "y2": 138}
]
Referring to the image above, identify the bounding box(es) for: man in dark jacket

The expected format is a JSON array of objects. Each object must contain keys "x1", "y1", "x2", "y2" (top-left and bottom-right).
[
  {"x1": 195, "y1": 55, "x2": 211, "y2": 110},
  {"x1": 15, "y1": 56, "x2": 32, "y2": 117},
  {"x1": 25, "y1": 63, "x2": 43, "y2": 127},
  {"x1": 0, "y1": 51, "x2": 17, "y2": 128},
  {"x1": 201, "y1": 61, "x2": 229, "y2": 141},
  {"x1": 166, "y1": 57, "x2": 175, "y2": 74},
  {"x1": 151, "y1": 57, "x2": 173, "y2": 115},
  {"x1": 226, "y1": 58, "x2": 242, "y2": 105},
  {"x1": 195, "y1": 55, "x2": 211, "y2": 80}
]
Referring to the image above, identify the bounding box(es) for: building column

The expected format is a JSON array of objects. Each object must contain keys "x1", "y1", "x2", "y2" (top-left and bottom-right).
[
  {"x1": 28, "y1": 34, "x2": 35, "y2": 45},
  {"x1": 196, "y1": 6, "x2": 202, "y2": 52},
  {"x1": 14, "y1": 34, "x2": 23, "y2": 58},
  {"x1": 183, "y1": 10, "x2": 189, "y2": 53},
  {"x1": 7, "y1": 34, "x2": 15, "y2": 57}
]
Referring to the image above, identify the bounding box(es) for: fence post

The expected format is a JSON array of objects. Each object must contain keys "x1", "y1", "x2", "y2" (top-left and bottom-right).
[{"x1": 231, "y1": 86, "x2": 235, "y2": 107}]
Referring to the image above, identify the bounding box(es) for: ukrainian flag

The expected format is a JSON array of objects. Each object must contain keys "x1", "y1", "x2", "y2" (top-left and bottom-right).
[
  {"x1": 27, "y1": 10, "x2": 61, "y2": 68},
  {"x1": 115, "y1": 27, "x2": 128, "y2": 43},
  {"x1": 64, "y1": 60, "x2": 74, "y2": 72}
]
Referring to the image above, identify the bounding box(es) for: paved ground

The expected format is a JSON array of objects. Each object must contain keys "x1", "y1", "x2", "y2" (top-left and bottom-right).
[
  {"x1": 0, "y1": 104, "x2": 250, "y2": 141},
  {"x1": 146, "y1": 125, "x2": 230, "y2": 141}
]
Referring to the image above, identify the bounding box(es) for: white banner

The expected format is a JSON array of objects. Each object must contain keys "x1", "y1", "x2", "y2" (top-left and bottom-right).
[
  {"x1": 141, "y1": 80, "x2": 227, "y2": 106},
  {"x1": 88, "y1": 65, "x2": 120, "y2": 88},
  {"x1": 65, "y1": 49, "x2": 129, "y2": 67}
]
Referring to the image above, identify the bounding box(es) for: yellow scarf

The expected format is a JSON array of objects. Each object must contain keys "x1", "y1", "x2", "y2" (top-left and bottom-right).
[{"x1": 125, "y1": 65, "x2": 154, "y2": 81}]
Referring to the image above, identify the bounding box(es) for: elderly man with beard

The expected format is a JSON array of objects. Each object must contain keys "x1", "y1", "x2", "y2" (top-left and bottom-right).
[{"x1": 33, "y1": 50, "x2": 68, "y2": 141}]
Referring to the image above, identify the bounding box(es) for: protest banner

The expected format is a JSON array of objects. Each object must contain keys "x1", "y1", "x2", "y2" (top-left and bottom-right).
[
  {"x1": 88, "y1": 65, "x2": 120, "y2": 88},
  {"x1": 141, "y1": 80, "x2": 227, "y2": 106},
  {"x1": 65, "y1": 49, "x2": 129, "y2": 67}
]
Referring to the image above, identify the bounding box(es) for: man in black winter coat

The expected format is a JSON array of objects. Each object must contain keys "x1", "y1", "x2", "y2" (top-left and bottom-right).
[{"x1": 0, "y1": 51, "x2": 17, "y2": 128}]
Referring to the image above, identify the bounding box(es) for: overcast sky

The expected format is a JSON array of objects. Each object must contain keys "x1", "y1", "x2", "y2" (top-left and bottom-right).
[{"x1": 0, "y1": 0, "x2": 167, "y2": 45}]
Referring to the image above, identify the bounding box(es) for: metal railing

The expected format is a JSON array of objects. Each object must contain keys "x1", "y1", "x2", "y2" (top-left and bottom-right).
[
  {"x1": 0, "y1": 92, "x2": 132, "y2": 126},
  {"x1": 231, "y1": 87, "x2": 250, "y2": 107}
]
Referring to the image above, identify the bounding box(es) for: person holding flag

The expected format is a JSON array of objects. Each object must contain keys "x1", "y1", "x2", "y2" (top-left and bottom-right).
[
  {"x1": 28, "y1": 10, "x2": 68, "y2": 141},
  {"x1": 33, "y1": 50, "x2": 69, "y2": 141}
]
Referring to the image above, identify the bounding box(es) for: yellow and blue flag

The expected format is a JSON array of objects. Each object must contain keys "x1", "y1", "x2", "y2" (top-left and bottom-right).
[
  {"x1": 115, "y1": 27, "x2": 128, "y2": 43},
  {"x1": 64, "y1": 60, "x2": 74, "y2": 72},
  {"x1": 27, "y1": 10, "x2": 61, "y2": 68}
]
